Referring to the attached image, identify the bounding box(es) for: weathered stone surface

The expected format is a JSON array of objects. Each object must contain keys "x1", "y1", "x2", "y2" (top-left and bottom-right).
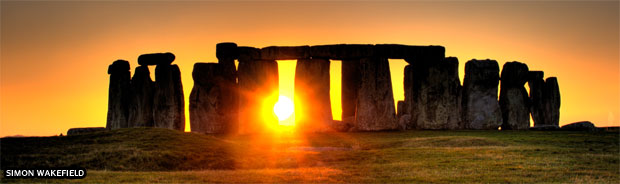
[
  {"x1": 499, "y1": 61, "x2": 530, "y2": 130},
  {"x1": 462, "y1": 59, "x2": 502, "y2": 130},
  {"x1": 309, "y1": 44, "x2": 375, "y2": 59},
  {"x1": 153, "y1": 64, "x2": 185, "y2": 131},
  {"x1": 561, "y1": 121, "x2": 597, "y2": 132},
  {"x1": 67, "y1": 127, "x2": 107, "y2": 135},
  {"x1": 260, "y1": 46, "x2": 310, "y2": 60},
  {"x1": 238, "y1": 46, "x2": 261, "y2": 61},
  {"x1": 216, "y1": 42, "x2": 239, "y2": 59},
  {"x1": 402, "y1": 65, "x2": 414, "y2": 130},
  {"x1": 190, "y1": 63, "x2": 236, "y2": 134},
  {"x1": 237, "y1": 59, "x2": 279, "y2": 134},
  {"x1": 295, "y1": 58, "x2": 332, "y2": 132},
  {"x1": 528, "y1": 71, "x2": 545, "y2": 127},
  {"x1": 217, "y1": 42, "x2": 239, "y2": 83},
  {"x1": 405, "y1": 57, "x2": 462, "y2": 130},
  {"x1": 341, "y1": 59, "x2": 361, "y2": 121},
  {"x1": 353, "y1": 57, "x2": 397, "y2": 131},
  {"x1": 543, "y1": 77, "x2": 560, "y2": 127},
  {"x1": 128, "y1": 66, "x2": 154, "y2": 127},
  {"x1": 107, "y1": 60, "x2": 131, "y2": 129},
  {"x1": 397, "y1": 101, "x2": 406, "y2": 117},
  {"x1": 138, "y1": 52, "x2": 175, "y2": 66},
  {"x1": 396, "y1": 100, "x2": 408, "y2": 130},
  {"x1": 375, "y1": 44, "x2": 445, "y2": 61}
]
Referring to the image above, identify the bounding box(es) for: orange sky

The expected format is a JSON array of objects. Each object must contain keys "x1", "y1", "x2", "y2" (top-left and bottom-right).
[{"x1": 1, "y1": 1, "x2": 618, "y2": 136}]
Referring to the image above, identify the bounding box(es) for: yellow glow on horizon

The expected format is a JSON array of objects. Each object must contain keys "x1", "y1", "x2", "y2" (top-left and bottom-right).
[{"x1": 1, "y1": 2, "x2": 618, "y2": 137}]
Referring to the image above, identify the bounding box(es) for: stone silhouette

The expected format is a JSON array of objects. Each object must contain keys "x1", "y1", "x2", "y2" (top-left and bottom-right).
[
  {"x1": 153, "y1": 64, "x2": 185, "y2": 131},
  {"x1": 354, "y1": 57, "x2": 398, "y2": 131},
  {"x1": 128, "y1": 66, "x2": 154, "y2": 127},
  {"x1": 499, "y1": 61, "x2": 530, "y2": 130},
  {"x1": 107, "y1": 53, "x2": 185, "y2": 131},
  {"x1": 138, "y1": 52, "x2": 175, "y2": 65},
  {"x1": 341, "y1": 59, "x2": 361, "y2": 130},
  {"x1": 106, "y1": 43, "x2": 563, "y2": 134},
  {"x1": 295, "y1": 58, "x2": 332, "y2": 132},
  {"x1": 237, "y1": 58, "x2": 279, "y2": 134},
  {"x1": 190, "y1": 63, "x2": 235, "y2": 134},
  {"x1": 462, "y1": 59, "x2": 502, "y2": 130},
  {"x1": 561, "y1": 121, "x2": 596, "y2": 132},
  {"x1": 216, "y1": 42, "x2": 240, "y2": 133},
  {"x1": 543, "y1": 77, "x2": 561, "y2": 127},
  {"x1": 527, "y1": 71, "x2": 550, "y2": 128},
  {"x1": 107, "y1": 60, "x2": 131, "y2": 129},
  {"x1": 405, "y1": 57, "x2": 461, "y2": 130}
]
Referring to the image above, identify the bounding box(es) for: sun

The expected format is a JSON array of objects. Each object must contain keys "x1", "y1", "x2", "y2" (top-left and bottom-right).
[{"x1": 274, "y1": 95, "x2": 294, "y2": 122}]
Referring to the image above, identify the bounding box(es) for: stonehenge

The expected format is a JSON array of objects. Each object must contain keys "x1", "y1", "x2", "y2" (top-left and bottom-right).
[{"x1": 106, "y1": 42, "x2": 562, "y2": 133}]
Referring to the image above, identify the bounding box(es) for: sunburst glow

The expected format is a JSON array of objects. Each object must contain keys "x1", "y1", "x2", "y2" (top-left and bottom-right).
[{"x1": 274, "y1": 95, "x2": 294, "y2": 122}]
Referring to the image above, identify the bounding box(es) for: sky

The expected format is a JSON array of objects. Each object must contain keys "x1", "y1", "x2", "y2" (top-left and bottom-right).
[{"x1": 1, "y1": 1, "x2": 618, "y2": 136}]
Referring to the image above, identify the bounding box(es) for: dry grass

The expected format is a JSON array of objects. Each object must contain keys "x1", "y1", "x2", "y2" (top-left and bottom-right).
[{"x1": 1, "y1": 128, "x2": 618, "y2": 183}]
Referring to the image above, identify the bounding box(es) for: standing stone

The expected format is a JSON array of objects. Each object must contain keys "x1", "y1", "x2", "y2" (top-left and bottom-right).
[
  {"x1": 402, "y1": 65, "x2": 414, "y2": 129},
  {"x1": 341, "y1": 59, "x2": 361, "y2": 130},
  {"x1": 405, "y1": 57, "x2": 461, "y2": 130},
  {"x1": 106, "y1": 60, "x2": 131, "y2": 129},
  {"x1": 354, "y1": 57, "x2": 397, "y2": 131},
  {"x1": 216, "y1": 42, "x2": 239, "y2": 133},
  {"x1": 128, "y1": 66, "x2": 154, "y2": 127},
  {"x1": 190, "y1": 63, "x2": 235, "y2": 134},
  {"x1": 543, "y1": 77, "x2": 560, "y2": 127},
  {"x1": 462, "y1": 59, "x2": 502, "y2": 130},
  {"x1": 153, "y1": 64, "x2": 185, "y2": 131},
  {"x1": 527, "y1": 71, "x2": 545, "y2": 127},
  {"x1": 295, "y1": 58, "x2": 332, "y2": 132},
  {"x1": 237, "y1": 59, "x2": 279, "y2": 134},
  {"x1": 499, "y1": 61, "x2": 530, "y2": 130}
]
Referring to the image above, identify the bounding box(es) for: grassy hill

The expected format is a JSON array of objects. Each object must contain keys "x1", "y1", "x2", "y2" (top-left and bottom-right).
[{"x1": 1, "y1": 128, "x2": 618, "y2": 183}]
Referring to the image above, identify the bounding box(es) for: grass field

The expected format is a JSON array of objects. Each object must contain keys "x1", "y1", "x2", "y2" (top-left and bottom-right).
[{"x1": 1, "y1": 127, "x2": 618, "y2": 183}]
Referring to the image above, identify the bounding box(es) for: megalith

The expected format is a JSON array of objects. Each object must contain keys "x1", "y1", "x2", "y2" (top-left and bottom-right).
[
  {"x1": 462, "y1": 59, "x2": 502, "y2": 130},
  {"x1": 527, "y1": 71, "x2": 545, "y2": 127},
  {"x1": 499, "y1": 61, "x2": 530, "y2": 130},
  {"x1": 402, "y1": 65, "x2": 414, "y2": 129},
  {"x1": 237, "y1": 59, "x2": 279, "y2": 134},
  {"x1": 341, "y1": 58, "x2": 361, "y2": 129},
  {"x1": 354, "y1": 57, "x2": 398, "y2": 131},
  {"x1": 138, "y1": 52, "x2": 175, "y2": 65},
  {"x1": 405, "y1": 57, "x2": 462, "y2": 130},
  {"x1": 216, "y1": 42, "x2": 240, "y2": 133},
  {"x1": 128, "y1": 65, "x2": 154, "y2": 127},
  {"x1": 106, "y1": 60, "x2": 131, "y2": 129},
  {"x1": 543, "y1": 77, "x2": 560, "y2": 127},
  {"x1": 190, "y1": 63, "x2": 235, "y2": 134},
  {"x1": 153, "y1": 64, "x2": 185, "y2": 131},
  {"x1": 294, "y1": 58, "x2": 332, "y2": 132}
]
